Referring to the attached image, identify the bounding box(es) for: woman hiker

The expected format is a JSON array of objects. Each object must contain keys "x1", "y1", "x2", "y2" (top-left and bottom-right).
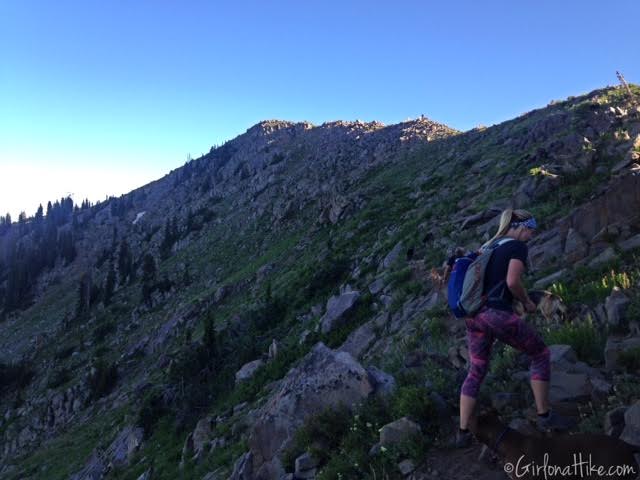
[{"x1": 456, "y1": 209, "x2": 574, "y2": 448}]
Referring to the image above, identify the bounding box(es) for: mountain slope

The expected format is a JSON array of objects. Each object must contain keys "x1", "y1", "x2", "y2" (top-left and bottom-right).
[{"x1": 1, "y1": 85, "x2": 639, "y2": 480}]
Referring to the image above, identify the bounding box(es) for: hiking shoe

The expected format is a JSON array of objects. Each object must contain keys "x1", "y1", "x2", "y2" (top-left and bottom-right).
[
  {"x1": 537, "y1": 410, "x2": 576, "y2": 431},
  {"x1": 455, "y1": 429, "x2": 473, "y2": 448}
]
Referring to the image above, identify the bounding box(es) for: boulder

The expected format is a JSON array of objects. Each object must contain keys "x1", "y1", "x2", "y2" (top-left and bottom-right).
[
  {"x1": 564, "y1": 229, "x2": 589, "y2": 263},
  {"x1": 589, "y1": 377, "x2": 613, "y2": 404},
  {"x1": 192, "y1": 416, "x2": 214, "y2": 459},
  {"x1": 214, "y1": 285, "x2": 230, "y2": 303},
  {"x1": 110, "y1": 426, "x2": 144, "y2": 467},
  {"x1": 620, "y1": 401, "x2": 640, "y2": 447},
  {"x1": 604, "y1": 406, "x2": 628, "y2": 438},
  {"x1": 605, "y1": 287, "x2": 631, "y2": 327},
  {"x1": 562, "y1": 174, "x2": 640, "y2": 252},
  {"x1": 136, "y1": 469, "x2": 152, "y2": 480},
  {"x1": 588, "y1": 247, "x2": 617, "y2": 268},
  {"x1": 549, "y1": 371, "x2": 590, "y2": 403},
  {"x1": 549, "y1": 344, "x2": 578, "y2": 366},
  {"x1": 379, "y1": 417, "x2": 421, "y2": 447},
  {"x1": 368, "y1": 278, "x2": 386, "y2": 295},
  {"x1": 229, "y1": 451, "x2": 254, "y2": 480},
  {"x1": 366, "y1": 366, "x2": 397, "y2": 398},
  {"x1": 319, "y1": 291, "x2": 360, "y2": 334},
  {"x1": 529, "y1": 231, "x2": 563, "y2": 268},
  {"x1": 533, "y1": 269, "x2": 568, "y2": 289},
  {"x1": 243, "y1": 343, "x2": 374, "y2": 479},
  {"x1": 398, "y1": 459, "x2": 416, "y2": 475},
  {"x1": 338, "y1": 313, "x2": 386, "y2": 359},
  {"x1": 295, "y1": 451, "x2": 319, "y2": 472},
  {"x1": 604, "y1": 337, "x2": 640, "y2": 370},
  {"x1": 295, "y1": 452, "x2": 319, "y2": 478},
  {"x1": 235, "y1": 359, "x2": 264, "y2": 384},
  {"x1": 618, "y1": 234, "x2": 640, "y2": 252},
  {"x1": 379, "y1": 241, "x2": 404, "y2": 271}
]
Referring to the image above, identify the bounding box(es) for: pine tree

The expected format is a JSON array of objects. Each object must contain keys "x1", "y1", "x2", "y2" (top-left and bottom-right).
[
  {"x1": 182, "y1": 264, "x2": 192, "y2": 286},
  {"x1": 202, "y1": 312, "x2": 218, "y2": 366},
  {"x1": 104, "y1": 261, "x2": 116, "y2": 306},
  {"x1": 75, "y1": 272, "x2": 92, "y2": 320},
  {"x1": 141, "y1": 253, "x2": 157, "y2": 305},
  {"x1": 34, "y1": 204, "x2": 44, "y2": 223},
  {"x1": 118, "y1": 239, "x2": 132, "y2": 285}
]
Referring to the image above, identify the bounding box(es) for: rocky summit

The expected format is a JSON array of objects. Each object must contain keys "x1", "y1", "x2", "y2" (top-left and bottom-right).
[{"x1": 1, "y1": 85, "x2": 640, "y2": 480}]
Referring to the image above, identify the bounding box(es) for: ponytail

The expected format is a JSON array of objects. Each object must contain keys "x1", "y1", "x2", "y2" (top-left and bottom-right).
[{"x1": 482, "y1": 208, "x2": 534, "y2": 249}]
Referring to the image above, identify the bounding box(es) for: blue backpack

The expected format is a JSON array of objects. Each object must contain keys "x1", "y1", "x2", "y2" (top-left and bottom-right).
[
  {"x1": 447, "y1": 238, "x2": 514, "y2": 318},
  {"x1": 447, "y1": 252, "x2": 479, "y2": 318}
]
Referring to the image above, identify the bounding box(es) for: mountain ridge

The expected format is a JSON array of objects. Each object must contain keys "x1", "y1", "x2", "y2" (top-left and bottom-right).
[{"x1": 0, "y1": 84, "x2": 639, "y2": 479}]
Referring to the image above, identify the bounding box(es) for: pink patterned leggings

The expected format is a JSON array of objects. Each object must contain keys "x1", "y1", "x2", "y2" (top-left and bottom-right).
[{"x1": 461, "y1": 307, "x2": 550, "y2": 398}]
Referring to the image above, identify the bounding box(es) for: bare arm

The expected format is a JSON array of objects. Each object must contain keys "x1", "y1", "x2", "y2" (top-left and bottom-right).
[{"x1": 506, "y1": 259, "x2": 535, "y2": 311}]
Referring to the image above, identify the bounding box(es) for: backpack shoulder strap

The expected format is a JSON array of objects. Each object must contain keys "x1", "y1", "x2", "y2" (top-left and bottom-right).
[{"x1": 481, "y1": 236, "x2": 514, "y2": 253}]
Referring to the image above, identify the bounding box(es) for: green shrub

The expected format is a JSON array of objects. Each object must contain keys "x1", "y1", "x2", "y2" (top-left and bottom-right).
[
  {"x1": 549, "y1": 268, "x2": 632, "y2": 306},
  {"x1": 388, "y1": 266, "x2": 413, "y2": 286},
  {"x1": 137, "y1": 389, "x2": 169, "y2": 438},
  {"x1": 490, "y1": 345, "x2": 519, "y2": 378},
  {"x1": 391, "y1": 385, "x2": 436, "y2": 427},
  {"x1": 542, "y1": 317, "x2": 605, "y2": 365},
  {"x1": 426, "y1": 316, "x2": 447, "y2": 342},
  {"x1": 282, "y1": 404, "x2": 352, "y2": 470}
]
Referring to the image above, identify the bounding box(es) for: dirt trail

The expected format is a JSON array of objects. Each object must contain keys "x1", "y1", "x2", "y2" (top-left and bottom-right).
[{"x1": 414, "y1": 443, "x2": 510, "y2": 480}]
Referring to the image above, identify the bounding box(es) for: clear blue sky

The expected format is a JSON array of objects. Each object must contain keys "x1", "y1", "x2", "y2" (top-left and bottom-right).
[{"x1": 1, "y1": 0, "x2": 639, "y2": 218}]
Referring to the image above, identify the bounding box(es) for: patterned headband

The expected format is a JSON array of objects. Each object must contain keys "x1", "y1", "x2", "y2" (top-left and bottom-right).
[{"x1": 510, "y1": 217, "x2": 537, "y2": 230}]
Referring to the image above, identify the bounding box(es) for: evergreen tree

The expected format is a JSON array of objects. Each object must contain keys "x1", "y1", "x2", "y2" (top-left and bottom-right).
[
  {"x1": 34, "y1": 204, "x2": 44, "y2": 223},
  {"x1": 160, "y1": 217, "x2": 180, "y2": 259},
  {"x1": 104, "y1": 261, "x2": 116, "y2": 306},
  {"x1": 117, "y1": 239, "x2": 132, "y2": 285},
  {"x1": 75, "y1": 272, "x2": 92, "y2": 320},
  {"x1": 58, "y1": 230, "x2": 77, "y2": 265},
  {"x1": 182, "y1": 263, "x2": 192, "y2": 286},
  {"x1": 141, "y1": 254, "x2": 157, "y2": 305},
  {"x1": 202, "y1": 312, "x2": 218, "y2": 366}
]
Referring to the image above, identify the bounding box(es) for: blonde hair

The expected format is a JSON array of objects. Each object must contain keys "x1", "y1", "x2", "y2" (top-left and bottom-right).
[{"x1": 482, "y1": 208, "x2": 533, "y2": 249}]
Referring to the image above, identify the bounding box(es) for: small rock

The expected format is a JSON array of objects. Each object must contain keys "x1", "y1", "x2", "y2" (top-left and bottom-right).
[
  {"x1": 369, "y1": 442, "x2": 382, "y2": 456},
  {"x1": 233, "y1": 402, "x2": 249, "y2": 416},
  {"x1": 604, "y1": 406, "x2": 627, "y2": 438},
  {"x1": 620, "y1": 401, "x2": 640, "y2": 447},
  {"x1": 491, "y1": 392, "x2": 518, "y2": 411},
  {"x1": 379, "y1": 241, "x2": 404, "y2": 271},
  {"x1": 295, "y1": 452, "x2": 319, "y2": 472},
  {"x1": 398, "y1": 459, "x2": 415, "y2": 475},
  {"x1": 366, "y1": 366, "x2": 397, "y2": 398},
  {"x1": 369, "y1": 278, "x2": 386, "y2": 295},
  {"x1": 380, "y1": 417, "x2": 421, "y2": 447},
  {"x1": 590, "y1": 377, "x2": 612, "y2": 404},
  {"x1": 533, "y1": 269, "x2": 568, "y2": 289},
  {"x1": 549, "y1": 344, "x2": 578, "y2": 366},
  {"x1": 605, "y1": 287, "x2": 631, "y2": 327}
]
